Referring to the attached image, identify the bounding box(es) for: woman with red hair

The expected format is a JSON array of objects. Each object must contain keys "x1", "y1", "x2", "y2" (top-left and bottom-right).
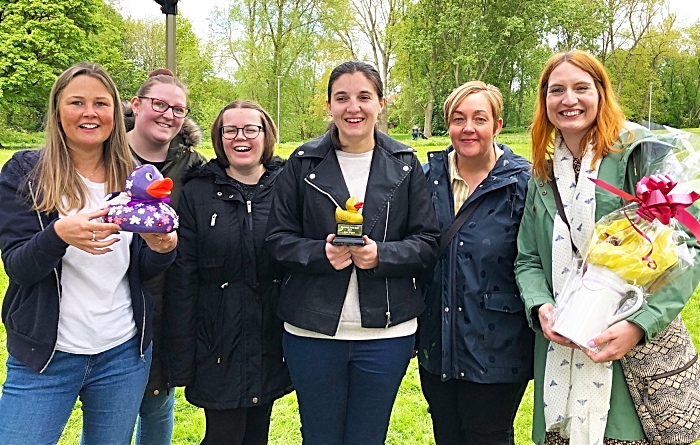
[{"x1": 515, "y1": 50, "x2": 700, "y2": 444}]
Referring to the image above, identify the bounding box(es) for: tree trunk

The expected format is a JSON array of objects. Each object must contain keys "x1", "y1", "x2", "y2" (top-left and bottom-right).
[
  {"x1": 423, "y1": 100, "x2": 434, "y2": 137},
  {"x1": 378, "y1": 106, "x2": 389, "y2": 133}
]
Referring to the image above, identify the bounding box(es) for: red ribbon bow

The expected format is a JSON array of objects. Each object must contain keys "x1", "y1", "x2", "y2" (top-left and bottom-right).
[{"x1": 590, "y1": 176, "x2": 700, "y2": 239}]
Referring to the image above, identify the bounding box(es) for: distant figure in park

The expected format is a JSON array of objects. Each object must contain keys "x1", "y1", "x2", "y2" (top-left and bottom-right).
[
  {"x1": 265, "y1": 60, "x2": 439, "y2": 445},
  {"x1": 166, "y1": 100, "x2": 292, "y2": 445},
  {"x1": 0, "y1": 62, "x2": 176, "y2": 443},
  {"x1": 515, "y1": 49, "x2": 700, "y2": 444},
  {"x1": 419, "y1": 80, "x2": 534, "y2": 445},
  {"x1": 412, "y1": 124, "x2": 420, "y2": 140},
  {"x1": 125, "y1": 68, "x2": 206, "y2": 445}
]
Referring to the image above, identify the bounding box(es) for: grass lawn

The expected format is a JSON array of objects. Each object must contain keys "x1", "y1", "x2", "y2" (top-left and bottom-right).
[{"x1": 0, "y1": 128, "x2": 698, "y2": 444}]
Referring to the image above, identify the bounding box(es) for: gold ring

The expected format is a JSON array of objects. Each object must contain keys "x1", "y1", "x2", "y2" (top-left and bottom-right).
[
  {"x1": 91, "y1": 232, "x2": 96, "y2": 242},
  {"x1": 156, "y1": 235, "x2": 163, "y2": 246}
]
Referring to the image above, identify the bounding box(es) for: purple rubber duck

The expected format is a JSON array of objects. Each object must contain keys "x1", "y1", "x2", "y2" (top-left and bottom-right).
[{"x1": 104, "y1": 164, "x2": 179, "y2": 233}]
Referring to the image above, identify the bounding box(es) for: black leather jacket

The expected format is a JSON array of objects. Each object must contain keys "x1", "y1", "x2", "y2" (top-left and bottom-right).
[{"x1": 265, "y1": 131, "x2": 440, "y2": 335}]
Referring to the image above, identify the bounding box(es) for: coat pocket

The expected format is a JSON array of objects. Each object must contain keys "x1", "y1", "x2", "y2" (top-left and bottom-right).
[{"x1": 478, "y1": 291, "x2": 532, "y2": 370}]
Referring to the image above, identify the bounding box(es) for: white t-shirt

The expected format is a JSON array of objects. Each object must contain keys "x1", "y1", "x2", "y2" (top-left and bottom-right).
[
  {"x1": 56, "y1": 177, "x2": 136, "y2": 354},
  {"x1": 285, "y1": 149, "x2": 417, "y2": 340}
]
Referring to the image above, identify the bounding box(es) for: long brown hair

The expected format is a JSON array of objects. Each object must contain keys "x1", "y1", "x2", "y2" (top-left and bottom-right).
[
  {"x1": 33, "y1": 62, "x2": 132, "y2": 214},
  {"x1": 530, "y1": 50, "x2": 628, "y2": 181}
]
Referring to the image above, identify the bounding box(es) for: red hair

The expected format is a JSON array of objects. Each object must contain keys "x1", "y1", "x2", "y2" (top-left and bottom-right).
[{"x1": 530, "y1": 50, "x2": 629, "y2": 181}]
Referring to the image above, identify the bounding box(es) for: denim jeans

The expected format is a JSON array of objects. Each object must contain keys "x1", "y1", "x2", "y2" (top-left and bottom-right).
[
  {"x1": 135, "y1": 390, "x2": 175, "y2": 445},
  {"x1": 282, "y1": 331, "x2": 414, "y2": 445},
  {"x1": 0, "y1": 336, "x2": 151, "y2": 445}
]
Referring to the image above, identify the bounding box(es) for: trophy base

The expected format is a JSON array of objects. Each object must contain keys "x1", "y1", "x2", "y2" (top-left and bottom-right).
[{"x1": 332, "y1": 236, "x2": 365, "y2": 246}]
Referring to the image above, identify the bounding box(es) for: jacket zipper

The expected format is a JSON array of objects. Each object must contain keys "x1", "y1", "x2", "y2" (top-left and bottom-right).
[
  {"x1": 384, "y1": 202, "x2": 391, "y2": 328},
  {"x1": 140, "y1": 290, "x2": 146, "y2": 361},
  {"x1": 304, "y1": 178, "x2": 342, "y2": 208},
  {"x1": 641, "y1": 353, "x2": 698, "y2": 407},
  {"x1": 28, "y1": 180, "x2": 60, "y2": 374},
  {"x1": 210, "y1": 213, "x2": 217, "y2": 226},
  {"x1": 247, "y1": 200, "x2": 253, "y2": 229}
]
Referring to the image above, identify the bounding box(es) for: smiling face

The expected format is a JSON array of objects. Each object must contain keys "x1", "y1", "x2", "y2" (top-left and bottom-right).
[
  {"x1": 545, "y1": 61, "x2": 600, "y2": 143},
  {"x1": 327, "y1": 72, "x2": 385, "y2": 152},
  {"x1": 221, "y1": 107, "x2": 265, "y2": 174},
  {"x1": 58, "y1": 75, "x2": 115, "y2": 153},
  {"x1": 448, "y1": 92, "x2": 503, "y2": 162},
  {"x1": 131, "y1": 82, "x2": 186, "y2": 145}
]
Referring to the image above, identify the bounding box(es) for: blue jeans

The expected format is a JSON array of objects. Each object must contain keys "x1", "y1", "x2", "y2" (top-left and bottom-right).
[
  {"x1": 0, "y1": 336, "x2": 151, "y2": 445},
  {"x1": 282, "y1": 331, "x2": 414, "y2": 445},
  {"x1": 135, "y1": 390, "x2": 175, "y2": 445}
]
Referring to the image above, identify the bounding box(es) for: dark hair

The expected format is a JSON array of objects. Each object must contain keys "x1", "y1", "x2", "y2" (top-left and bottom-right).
[
  {"x1": 211, "y1": 100, "x2": 277, "y2": 167},
  {"x1": 327, "y1": 61, "x2": 384, "y2": 149}
]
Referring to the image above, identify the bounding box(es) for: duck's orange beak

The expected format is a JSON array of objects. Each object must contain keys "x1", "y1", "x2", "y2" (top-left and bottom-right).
[
  {"x1": 354, "y1": 201, "x2": 364, "y2": 210},
  {"x1": 146, "y1": 178, "x2": 173, "y2": 198}
]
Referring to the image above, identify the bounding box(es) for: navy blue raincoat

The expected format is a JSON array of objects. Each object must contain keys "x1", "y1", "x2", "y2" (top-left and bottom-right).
[{"x1": 418, "y1": 144, "x2": 534, "y2": 383}]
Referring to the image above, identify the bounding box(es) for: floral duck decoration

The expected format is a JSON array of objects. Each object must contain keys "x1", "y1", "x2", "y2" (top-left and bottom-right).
[{"x1": 103, "y1": 164, "x2": 178, "y2": 233}]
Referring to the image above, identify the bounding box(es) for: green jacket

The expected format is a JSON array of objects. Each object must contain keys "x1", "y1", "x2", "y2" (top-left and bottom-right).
[{"x1": 515, "y1": 125, "x2": 700, "y2": 444}]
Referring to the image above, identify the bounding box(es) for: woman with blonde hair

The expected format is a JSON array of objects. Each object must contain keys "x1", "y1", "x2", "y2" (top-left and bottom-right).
[
  {"x1": 0, "y1": 62, "x2": 176, "y2": 443},
  {"x1": 515, "y1": 50, "x2": 700, "y2": 444},
  {"x1": 419, "y1": 80, "x2": 533, "y2": 445}
]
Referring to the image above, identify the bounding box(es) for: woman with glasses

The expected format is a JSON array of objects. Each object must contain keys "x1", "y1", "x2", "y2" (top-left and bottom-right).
[
  {"x1": 166, "y1": 100, "x2": 292, "y2": 445},
  {"x1": 125, "y1": 68, "x2": 206, "y2": 445}
]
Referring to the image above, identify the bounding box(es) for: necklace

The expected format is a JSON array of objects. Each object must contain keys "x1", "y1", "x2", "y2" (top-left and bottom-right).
[{"x1": 76, "y1": 160, "x2": 104, "y2": 182}]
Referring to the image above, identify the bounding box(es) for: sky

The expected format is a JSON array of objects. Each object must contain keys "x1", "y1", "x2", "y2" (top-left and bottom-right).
[{"x1": 115, "y1": 0, "x2": 700, "y2": 42}]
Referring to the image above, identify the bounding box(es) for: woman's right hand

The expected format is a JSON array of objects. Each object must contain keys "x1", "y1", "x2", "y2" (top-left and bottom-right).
[
  {"x1": 325, "y1": 234, "x2": 352, "y2": 270},
  {"x1": 538, "y1": 303, "x2": 578, "y2": 348},
  {"x1": 53, "y1": 208, "x2": 121, "y2": 255}
]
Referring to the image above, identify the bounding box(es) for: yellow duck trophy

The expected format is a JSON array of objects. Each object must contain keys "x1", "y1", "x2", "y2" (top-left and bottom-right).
[{"x1": 332, "y1": 197, "x2": 365, "y2": 246}]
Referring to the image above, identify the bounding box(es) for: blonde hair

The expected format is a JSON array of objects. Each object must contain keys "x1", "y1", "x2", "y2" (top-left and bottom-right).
[
  {"x1": 530, "y1": 50, "x2": 629, "y2": 181},
  {"x1": 136, "y1": 70, "x2": 189, "y2": 97},
  {"x1": 443, "y1": 80, "x2": 503, "y2": 131},
  {"x1": 32, "y1": 62, "x2": 133, "y2": 214}
]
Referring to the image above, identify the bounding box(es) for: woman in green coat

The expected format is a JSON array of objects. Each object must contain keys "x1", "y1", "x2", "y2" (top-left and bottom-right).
[{"x1": 515, "y1": 49, "x2": 700, "y2": 445}]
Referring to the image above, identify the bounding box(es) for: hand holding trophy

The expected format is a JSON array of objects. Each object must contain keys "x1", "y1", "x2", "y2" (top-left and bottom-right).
[{"x1": 332, "y1": 197, "x2": 366, "y2": 246}]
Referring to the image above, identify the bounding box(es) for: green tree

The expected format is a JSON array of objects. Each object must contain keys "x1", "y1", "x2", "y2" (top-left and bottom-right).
[{"x1": 0, "y1": 0, "x2": 101, "y2": 129}]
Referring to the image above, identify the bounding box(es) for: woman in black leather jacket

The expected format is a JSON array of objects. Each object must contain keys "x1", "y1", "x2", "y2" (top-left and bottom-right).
[
  {"x1": 265, "y1": 61, "x2": 439, "y2": 445},
  {"x1": 166, "y1": 100, "x2": 292, "y2": 445}
]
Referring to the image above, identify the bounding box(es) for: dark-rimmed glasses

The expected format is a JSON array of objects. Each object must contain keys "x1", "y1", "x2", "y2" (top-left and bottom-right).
[
  {"x1": 138, "y1": 96, "x2": 190, "y2": 118},
  {"x1": 221, "y1": 125, "x2": 263, "y2": 140}
]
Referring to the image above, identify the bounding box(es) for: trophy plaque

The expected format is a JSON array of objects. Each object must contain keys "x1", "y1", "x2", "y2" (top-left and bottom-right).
[{"x1": 332, "y1": 197, "x2": 366, "y2": 246}]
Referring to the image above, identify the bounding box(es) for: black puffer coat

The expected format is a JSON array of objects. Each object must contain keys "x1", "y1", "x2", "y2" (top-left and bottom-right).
[{"x1": 165, "y1": 159, "x2": 293, "y2": 409}]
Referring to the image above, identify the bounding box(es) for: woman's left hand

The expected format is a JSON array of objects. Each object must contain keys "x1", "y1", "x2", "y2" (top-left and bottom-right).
[
  {"x1": 140, "y1": 231, "x2": 178, "y2": 254},
  {"x1": 585, "y1": 320, "x2": 644, "y2": 363},
  {"x1": 349, "y1": 236, "x2": 378, "y2": 269}
]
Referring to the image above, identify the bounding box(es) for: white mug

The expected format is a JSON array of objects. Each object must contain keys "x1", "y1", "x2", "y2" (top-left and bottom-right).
[{"x1": 552, "y1": 263, "x2": 644, "y2": 349}]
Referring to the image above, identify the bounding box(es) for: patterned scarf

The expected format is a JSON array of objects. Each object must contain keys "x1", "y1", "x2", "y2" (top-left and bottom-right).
[{"x1": 544, "y1": 134, "x2": 613, "y2": 445}]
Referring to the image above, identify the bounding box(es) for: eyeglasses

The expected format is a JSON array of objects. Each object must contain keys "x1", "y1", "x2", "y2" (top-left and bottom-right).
[
  {"x1": 221, "y1": 125, "x2": 263, "y2": 140},
  {"x1": 138, "y1": 96, "x2": 190, "y2": 118}
]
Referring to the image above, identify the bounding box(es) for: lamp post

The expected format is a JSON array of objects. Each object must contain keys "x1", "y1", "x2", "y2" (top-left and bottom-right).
[
  {"x1": 648, "y1": 81, "x2": 653, "y2": 129},
  {"x1": 153, "y1": 0, "x2": 178, "y2": 73},
  {"x1": 277, "y1": 75, "x2": 282, "y2": 144}
]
